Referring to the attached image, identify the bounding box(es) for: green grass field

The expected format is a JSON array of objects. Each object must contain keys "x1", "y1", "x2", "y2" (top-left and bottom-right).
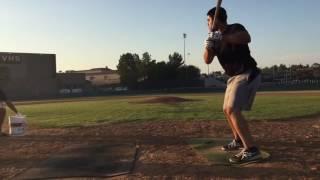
[{"x1": 8, "y1": 91, "x2": 320, "y2": 128}]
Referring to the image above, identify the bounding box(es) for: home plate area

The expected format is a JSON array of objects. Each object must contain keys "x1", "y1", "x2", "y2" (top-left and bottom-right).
[{"x1": 187, "y1": 138, "x2": 271, "y2": 166}]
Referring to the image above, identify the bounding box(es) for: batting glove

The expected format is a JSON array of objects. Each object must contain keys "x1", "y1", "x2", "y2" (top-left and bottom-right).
[{"x1": 205, "y1": 31, "x2": 222, "y2": 50}]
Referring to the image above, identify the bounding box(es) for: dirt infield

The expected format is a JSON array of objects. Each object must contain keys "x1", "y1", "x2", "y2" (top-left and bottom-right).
[{"x1": 1, "y1": 115, "x2": 319, "y2": 179}]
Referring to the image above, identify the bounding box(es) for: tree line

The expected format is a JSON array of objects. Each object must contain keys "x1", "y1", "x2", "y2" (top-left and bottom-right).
[
  {"x1": 117, "y1": 51, "x2": 319, "y2": 88},
  {"x1": 260, "y1": 63, "x2": 320, "y2": 82},
  {"x1": 207, "y1": 63, "x2": 320, "y2": 83},
  {"x1": 117, "y1": 52, "x2": 201, "y2": 89}
]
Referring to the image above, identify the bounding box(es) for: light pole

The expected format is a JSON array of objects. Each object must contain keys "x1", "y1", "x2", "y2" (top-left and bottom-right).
[
  {"x1": 183, "y1": 33, "x2": 187, "y2": 81},
  {"x1": 183, "y1": 33, "x2": 187, "y2": 65}
]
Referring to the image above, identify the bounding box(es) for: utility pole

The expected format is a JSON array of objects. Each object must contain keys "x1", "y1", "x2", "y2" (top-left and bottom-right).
[
  {"x1": 183, "y1": 33, "x2": 187, "y2": 81},
  {"x1": 183, "y1": 33, "x2": 187, "y2": 65}
]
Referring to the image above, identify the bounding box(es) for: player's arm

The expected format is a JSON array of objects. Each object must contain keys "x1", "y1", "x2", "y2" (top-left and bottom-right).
[
  {"x1": 223, "y1": 31, "x2": 251, "y2": 45},
  {"x1": 0, "y1": 90, "x2": 18, "y2": 114},
  {"x1": 223, "y1": 24, "x2": 251, "y2": 45},
  {"x1": 6, "y1": 101, "x2": 18, "y2": 114},
  {"x1": 203, "y1": 32, "x2": 218, "y2": 64},
  {"x1": 204, "y1": 47, "x2": 216, "y2": 64}
]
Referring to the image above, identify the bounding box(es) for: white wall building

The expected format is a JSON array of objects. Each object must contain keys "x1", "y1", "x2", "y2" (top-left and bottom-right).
[{"x1": 74, "y1": 68, "x2": 120, "y2": 86}]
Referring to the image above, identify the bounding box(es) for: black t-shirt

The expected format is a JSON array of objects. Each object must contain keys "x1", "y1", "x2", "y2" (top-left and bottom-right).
[
  {"x1": 215, "y1": 23, "x2": 258, "y2": 76},
  {"x1": 0, "y1": 89, "x2": 7, "y2": 101}
]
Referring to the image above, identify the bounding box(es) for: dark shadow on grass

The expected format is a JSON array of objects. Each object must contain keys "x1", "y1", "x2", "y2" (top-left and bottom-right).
[
  {"x1": 130, "y1": 96, "x2": 202, "y2": 105},
  {"x1": 28, "y1": 111, "x2": 320, "y2": 129}
]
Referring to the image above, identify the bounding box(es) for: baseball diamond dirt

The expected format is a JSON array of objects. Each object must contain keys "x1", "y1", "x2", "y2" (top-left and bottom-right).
[{"x1": 0, "y1": 93, "x2": 319, "y2": 179}]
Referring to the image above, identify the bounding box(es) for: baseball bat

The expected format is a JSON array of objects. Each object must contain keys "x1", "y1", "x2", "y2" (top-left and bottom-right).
[{"x1": 212, "y1": 0, "x2": 223, "y2": 31}]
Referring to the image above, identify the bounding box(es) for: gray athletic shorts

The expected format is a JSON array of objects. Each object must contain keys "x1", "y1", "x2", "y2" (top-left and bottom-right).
[{"x1": 223, "y1": 70, "x2": 261, "y2": 111}]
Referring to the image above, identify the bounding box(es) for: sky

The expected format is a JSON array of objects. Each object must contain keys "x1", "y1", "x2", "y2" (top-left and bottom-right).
[{"x1": 0, "y1": 0, "x2": 319, "y2": 73}]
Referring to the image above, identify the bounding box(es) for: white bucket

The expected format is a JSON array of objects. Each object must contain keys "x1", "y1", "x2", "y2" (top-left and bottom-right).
[{"x1": 9, "y1": 114, "x2": 27, "y2": 136}]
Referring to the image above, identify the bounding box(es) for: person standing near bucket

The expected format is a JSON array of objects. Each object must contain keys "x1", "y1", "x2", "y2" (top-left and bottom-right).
[{"x1": 0, "y1": 88, "x2": 19, "y2": 136}]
